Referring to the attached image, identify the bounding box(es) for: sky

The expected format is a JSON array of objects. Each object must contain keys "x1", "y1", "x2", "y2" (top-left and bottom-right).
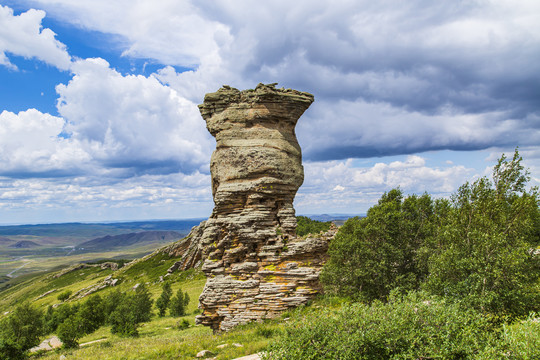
[{"x1": 0, "y1": 0, "x2": 539, "y2": 225}]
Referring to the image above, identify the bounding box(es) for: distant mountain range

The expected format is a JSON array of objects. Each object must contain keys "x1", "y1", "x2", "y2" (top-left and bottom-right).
[
  {"x1": 302, "y1": 214, "x2": 363, "y2": 222},
  {"x1": 78, "y1": 230, "x2": 184, "y2": 250},
  {"x1": 0, "y1": 219, "x2": 204, "y2": 238}
]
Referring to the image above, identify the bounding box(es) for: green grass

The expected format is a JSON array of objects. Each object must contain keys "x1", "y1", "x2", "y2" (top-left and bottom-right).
[
  {"x1": 20, "y1": 257, "x2": 283, "y2": 360},
  {"x1": 32, "y1": 316, "x2": 283, "y2": 360},
  {"x1": 1, "y1": 238, "x2": 287, "y2": 360}
]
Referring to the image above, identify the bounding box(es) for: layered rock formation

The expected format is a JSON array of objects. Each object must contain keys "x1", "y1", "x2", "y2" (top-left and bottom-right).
[{"x1": 167, "y1": 83, "x2": 336, "y2": 331}]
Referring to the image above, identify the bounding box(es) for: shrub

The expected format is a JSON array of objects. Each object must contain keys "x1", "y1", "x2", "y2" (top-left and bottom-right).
[
  {"x1": 175, "y1": 319, "x2": 190, "y2": 330},
  {"x1": 44, "y1": 303, "x2": 78, "y2": 333},
  {"x1": 103, "y1": 289, "x2": 124, "y2": 320},
  {"x1": 0, "y1": 303, "x2": 44, "y2": 358},
  {"x1": 424, "y1": 149, "x2": 539, "y2": 318},
  {"x1": 321, "y1": 190, "x2": 439, "y2": 301},
  {"x1": 0, "y1": 337, "x2": 24, "y2": 360},
  {"x1": 57, "y1": 315, "x2": 82, "y2": 348},
  {"x1": 321, "y1": 149, "x2": 539, "y2": 318},
  {"x1": 109, "y1": 298, "x2": 139, "y2": 337},
  {"x1": 133, "y1": 283, "x2": 153, "y2": 323},
  {"x1": 477, "y1": 313, "x2": 540, "y2": 359},
  {"x1": 265, "y1": 292, "x2": 495, "y2": 360},
  {"x1": 170, "y1": 288, "x2": 189, "y2": 317},
  {"x1": 155, "y1": 282, "x2": 172, "y2": 317},
  {"x1": 78, "y1": 294, "x2": 105, "y2": 334},
  {"x1": 57, "y1": 290, "x2": 72, "y2": 302},
  {"x1": 108, "y1": 286, "x2": 153, "y2": 337}
]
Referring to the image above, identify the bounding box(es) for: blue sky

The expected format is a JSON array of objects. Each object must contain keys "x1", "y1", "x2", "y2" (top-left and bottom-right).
[{"x1": 0, "y1": 0, "x2": 539, "y2": 224}]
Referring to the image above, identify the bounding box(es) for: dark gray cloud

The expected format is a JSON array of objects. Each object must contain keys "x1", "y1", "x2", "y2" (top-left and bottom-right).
[{"x1": 206, "y1": 1, "x2": 540, "y2": 160}]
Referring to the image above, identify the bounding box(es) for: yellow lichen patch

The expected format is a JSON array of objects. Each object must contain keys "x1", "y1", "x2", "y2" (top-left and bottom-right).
[{"x1": 264, "y1": 264, "x2": 277, "y2": 271}]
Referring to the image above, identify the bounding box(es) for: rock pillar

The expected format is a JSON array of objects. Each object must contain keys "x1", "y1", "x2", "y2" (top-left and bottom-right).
[{"x1": 167, "y1": 83, "x2": 335, "y2": 331}]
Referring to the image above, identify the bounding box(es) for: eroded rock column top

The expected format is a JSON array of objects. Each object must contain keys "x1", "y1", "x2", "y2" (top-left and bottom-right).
[{"x1": 198, "y1": 83, "x2": 314, "y2": 235}]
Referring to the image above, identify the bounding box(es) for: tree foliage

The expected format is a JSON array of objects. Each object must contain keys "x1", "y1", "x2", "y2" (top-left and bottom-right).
[
  {"x1": 0, "y1": 303, "x2": 44, "y2": 359},
  {"x1": 170, "y1": 288, "x2": 190, "y2": 317},
  {"x1": 266, "y1": 292, "x2": 495, "y2": 360},
  {"x1": 78, "y1": 294, "x2": 105, "y2": 334},
  {"x1": 425, "y1": 149, "x2": 539, "y2": 317},
  {"x1": 321, "y1": 189, "x2": 440, "y2": 301},
  {"x1": 57, "y1": 315, "x2": 82, "y2": 348},
  {"x1": 322, "y1": 149, "x2": 539, "y2": 318},
  {"x1": 109, "y1": 285, "x2": 153, "y2": 337},
  {"x1": 155, "y1": 282, "x2": 172, "y2": 317}
]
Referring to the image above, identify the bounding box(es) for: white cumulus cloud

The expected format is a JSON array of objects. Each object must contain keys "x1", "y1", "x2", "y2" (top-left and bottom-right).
[
  {"x1": 0, "y1": 109, "x2": 88, "y2": 176},
  {"x1": 57, "y1": 57, "x2": 213, "y2": 176},
  {"x1": 295, "y1": 155, "x2": 473, "y2": 214},
  {"x1": 0, "y1": 5, "x2": 71, "y2": 70}
]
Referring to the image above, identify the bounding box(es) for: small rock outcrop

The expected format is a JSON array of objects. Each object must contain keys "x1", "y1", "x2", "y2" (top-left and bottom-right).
[{"x1": 167, "y1": 83, "x2": 335, "y2": 331}]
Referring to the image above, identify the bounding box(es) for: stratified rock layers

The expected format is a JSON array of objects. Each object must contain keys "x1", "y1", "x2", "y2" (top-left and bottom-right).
[{"x1": 171, "y1": 83, "x2": 335, "y2": 331}]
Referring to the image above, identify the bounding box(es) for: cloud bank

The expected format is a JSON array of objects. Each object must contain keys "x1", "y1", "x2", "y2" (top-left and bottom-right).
[{"x1": 0, "y1": 1, "x2": 539, "y2": 221}]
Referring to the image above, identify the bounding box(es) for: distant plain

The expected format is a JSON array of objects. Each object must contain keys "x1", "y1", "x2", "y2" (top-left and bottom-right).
[{"x1": 0, "y1": 220, "x2": 203, "y2": 281}]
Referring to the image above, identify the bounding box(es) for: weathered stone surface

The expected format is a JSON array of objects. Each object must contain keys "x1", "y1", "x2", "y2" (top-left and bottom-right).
[
  {"x1": 166, "y1": 83, "x2": 335, "y2": 331},
  {"x1": 30, "y1": 336, "x2": 63, "y2": 353},
  {"x1": 70, "y1": 275, "x2": 118, "y2": 300}
]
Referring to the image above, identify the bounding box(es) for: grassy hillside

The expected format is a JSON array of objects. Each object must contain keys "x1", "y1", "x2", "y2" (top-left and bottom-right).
[{"x1": 0, "y1": 243, "x2": 287, "y2": 360}]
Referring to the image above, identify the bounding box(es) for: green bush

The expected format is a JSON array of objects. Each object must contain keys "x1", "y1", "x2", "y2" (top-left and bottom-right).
[
  {"x1": 108, "y1": 285, "x2": 153, "y2": 337},
  {"x1": 321, "y1": 149, "x2": 539, "y2": 318},
  {"x1": 57, "y1": 315, "x2": 82, "y2": 348},
  {"x1": 170, "y1": 288, "x2": 189, "y2": 317},
  {"x1": 109, "y1": 298, "x2": 139, "y2": 337},
  {"x1": 0, "y1": 303, "x2": 44, "y2": 359},
  {"x1": 478, "y1": 313, "x2": 540, "y2": 359},
  {"x1": 78, "y1": 294, "x2": 105, "y2": 334},
  {"x1": 44, "y1": 303, "x2": 79, "y2": 333},
  {"x1": 321, "y1": 190, "x2": 439, "y2": 301},
  {"x1": 424, "y1": 149, "x2": 539, "y2": 318},
  {"x1": 265, "y1": 292, "x2": 495, "y2": 360},
  {"x1": 132, "y1": 284, "x2": 153, "y2": 323},
  {"x1": 155, "y1": 282, "x2": 172, "y2": 317},
  {"x1": 175, "y1": 319, "x2": 190, "y2": 330},
  {"x1": 103, "y1": 289, "x2": 123, "y2": 319},
  {"x1": 57, "y1": 290, "x2": 72, "y2": 302},
  {"x1": 0, "y1": 337, "x2": 24, "y2": 360}
]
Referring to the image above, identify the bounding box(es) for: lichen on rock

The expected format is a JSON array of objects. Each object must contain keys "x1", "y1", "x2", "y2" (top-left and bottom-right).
[{"x1": 167, "y1": 83, "x2": 335, "y2": 331}]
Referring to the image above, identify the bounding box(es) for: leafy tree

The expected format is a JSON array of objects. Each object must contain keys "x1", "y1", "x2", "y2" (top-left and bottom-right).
[
  {"x1": 57, "y1": 315, "x2": 82, "y2": 348},
  {"x1": 155, "y1": 282, "x2": 172, "y2": 317},
  {"x1": 103, "y1": 289, "x2": 124, "y2": 321},
  {"x1": 170, "y1": 288, "x2": 189, "y2": 317},
  {"x1": 321, "y1": 189, "x2": 438, "y2": 301},
  {"x1": 296, "y1": 216, "x2": 332, "y2": 237},
  {"x1": 109, "y1": 286, "x2": 153, "y2": 337},
  {"x1": 133, "y1": 284, "x2": 153, "y2": 323},
  {"x1": 0, "y1": 337, "x2": 24, "y2": 360},
  {"x1": 425, "y1": 149, "x2": 539, "y2": 318},
  {"x1": 109, "y1": 297, "x2": 139, "y2": 337},
  {"x1": 44, "y1": 303, "x2": 78, "y2": 333},
  {"x1": 265, "y1": 291, "x2": 495, "y2": 360},
  {"x1": 78, "y1": 294, "x2": 105, "y2": 334},
  {"x1": 0, "y1": 303, "x2": 44, "y2": 359}
]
